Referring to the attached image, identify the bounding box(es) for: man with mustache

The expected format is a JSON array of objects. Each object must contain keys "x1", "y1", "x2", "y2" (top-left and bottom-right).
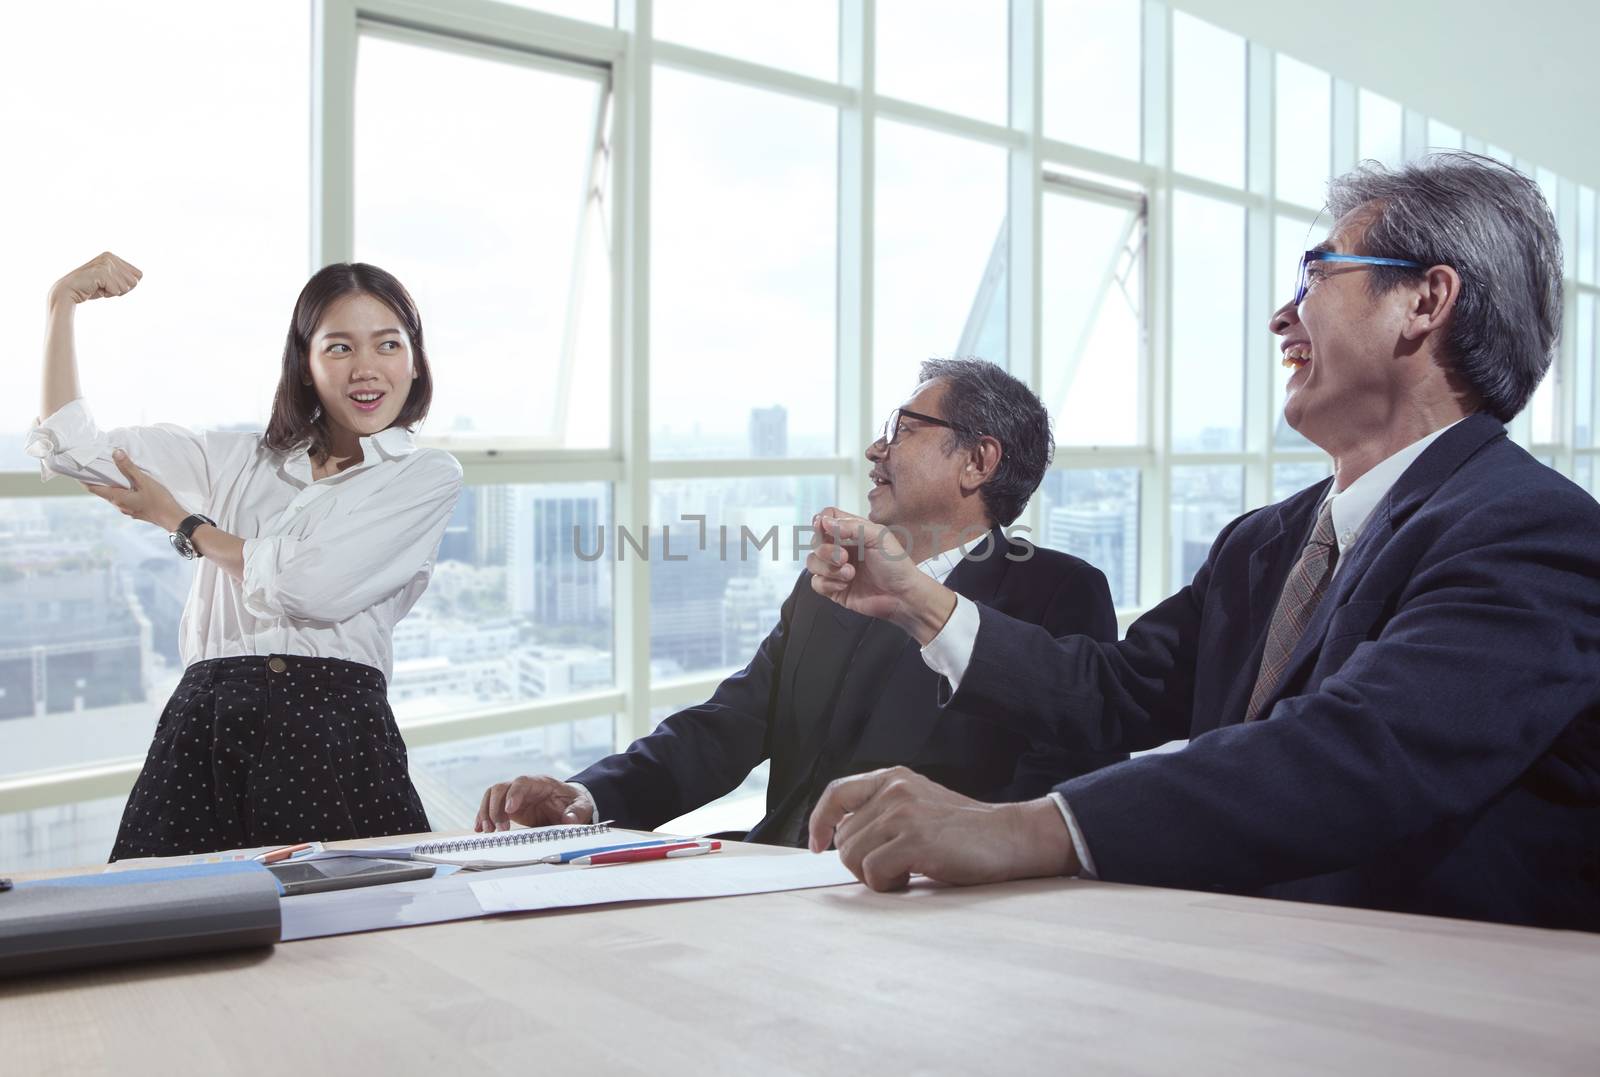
[{"x1": 478, "y1": 359, "x2": 1124, "y2": 844}]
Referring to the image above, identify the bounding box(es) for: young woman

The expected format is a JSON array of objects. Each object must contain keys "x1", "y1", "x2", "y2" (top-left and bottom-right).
[{"x1": 28, "y1": 252, "x2": 463, "y2": 859}]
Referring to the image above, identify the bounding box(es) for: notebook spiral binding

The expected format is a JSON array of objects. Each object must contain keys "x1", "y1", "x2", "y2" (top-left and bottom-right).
[{"x1": 414, "y1": 822, "x2": 613, "y2": 856}]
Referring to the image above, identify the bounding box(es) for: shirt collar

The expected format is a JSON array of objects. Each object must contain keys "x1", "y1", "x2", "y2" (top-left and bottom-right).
[
  {"x1": 918, "y1": 546, "x2": 965, "y2": 585},
  {"x1": 1323, "y1": 418, "x2": 1463, "y2": 558},
  {"x1": 281, "y1": 425, "x2": 418, "y2": 485}
]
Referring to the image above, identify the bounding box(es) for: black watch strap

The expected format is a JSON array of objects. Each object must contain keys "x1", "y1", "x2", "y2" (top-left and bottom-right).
[{"x1": 170, "y1": 513, "x2": 217, "y2": 560}]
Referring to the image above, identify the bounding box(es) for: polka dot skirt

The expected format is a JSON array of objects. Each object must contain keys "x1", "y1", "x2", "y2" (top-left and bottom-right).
[{"x1": 110, "y1": 655, "x2": 430, "y2": 861}]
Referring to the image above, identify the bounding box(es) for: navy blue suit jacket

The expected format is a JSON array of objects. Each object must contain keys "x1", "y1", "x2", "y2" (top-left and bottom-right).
[
  {"x1": 572, "y1": 529, "x2": 1124, "y2": 845},
  {"x1": 946, "y1": 416, "x2": 1600, "y2": 929}
]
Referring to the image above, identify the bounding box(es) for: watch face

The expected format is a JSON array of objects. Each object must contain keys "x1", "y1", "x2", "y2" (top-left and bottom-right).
[{"x1": 169, "y1": 531, "x2": 197, "y2": 560}]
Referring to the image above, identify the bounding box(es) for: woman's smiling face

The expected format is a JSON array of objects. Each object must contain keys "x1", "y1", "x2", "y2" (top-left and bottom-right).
[{"x1": 306, "y1": 291, "x2": 416, "y2": 443}]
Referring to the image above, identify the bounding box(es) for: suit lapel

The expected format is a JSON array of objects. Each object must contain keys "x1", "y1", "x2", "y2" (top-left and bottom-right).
[
  {"x1": 1260, "y1": 414, "x2": 1506, "y2": 715},
  {"x1": 1206, "y1": 491, "x2": 1322, "y2": 729}
]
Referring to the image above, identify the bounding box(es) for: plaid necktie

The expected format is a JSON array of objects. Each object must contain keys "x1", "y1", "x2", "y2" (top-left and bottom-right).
[{"x1": 1245, "y1": 500, "x2": 1339, "y2": 722}]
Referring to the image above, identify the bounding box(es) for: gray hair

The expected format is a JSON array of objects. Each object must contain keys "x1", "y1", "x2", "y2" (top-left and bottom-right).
[
  {"x1": 917, "y1": 357, "x2": 1053, "y2": 527},
  {"x1": 1325, "y1": 152, "x2": 1563, "y2": 422}
]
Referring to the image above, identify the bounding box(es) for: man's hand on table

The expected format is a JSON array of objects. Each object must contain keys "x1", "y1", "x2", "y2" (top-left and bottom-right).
[
  {"x1": 807, "y1": 767, "x2": 1080, "y2": 891},
  {"x1": 476, "y1": 776, "x2": 596, "y2": 832}
]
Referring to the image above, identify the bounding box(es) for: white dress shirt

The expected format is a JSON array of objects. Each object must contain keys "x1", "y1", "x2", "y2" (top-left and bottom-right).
[
  {"x1": 26, "y1": 399, "x2": 463, "y2": 683},
  {"x1": 921, "y1": 421, "x2": 1461, "y2": 877},
  {"x1": 573, "y1": 545, "x2": 969, "y2": 821}
]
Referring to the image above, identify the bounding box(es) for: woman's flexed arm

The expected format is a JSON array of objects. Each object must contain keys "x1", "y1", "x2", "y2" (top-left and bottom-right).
[
  {"x1": 42, "y1": 252, "x2": 143, "y2": 419},
  {"x1": 31, "y1": 253, "x2": 214, "y2": 515}
]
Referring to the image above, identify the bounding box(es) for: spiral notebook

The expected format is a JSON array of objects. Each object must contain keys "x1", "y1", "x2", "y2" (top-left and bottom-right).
[{"x1": 315, "y1": 822, "x2": 657, "y2": 870}]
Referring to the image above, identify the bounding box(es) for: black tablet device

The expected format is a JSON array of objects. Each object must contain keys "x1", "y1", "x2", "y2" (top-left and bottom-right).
[{"x1": 268, "y1": 856, "x2": 436, "y2": 896}]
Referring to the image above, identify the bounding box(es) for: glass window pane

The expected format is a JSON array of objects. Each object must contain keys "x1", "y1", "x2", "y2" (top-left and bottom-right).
[
  {"x1": 1169, "y1": 465, "x2": 1243, "y2": 592},
  {"x1": 1578, "y1": 294, "x2": 1596, "y2": 448},
  {"x1": 0, "y1": 3, "x2": 307, "y2": 437},
  {"x1": 1579, "y1": 186, "x2": 1597, "y2": 286},
  {"x1": 0, "y1": 795, "x2": 127, "y2": 873},
  {"x1": 355, "y1": 34, "x2": 612, "y2": 449},
  {"x1": 1042, "y1": 190, "x2": 1144, "y2": 446},
  {"x1": 1043, "y1": 0, "x2": 1142, "y2": 159},
  {"x1": 1357, "y1": 90, "x2": 1403, "y2": 170},
  {"x1": 1427, "y1": 119, "x2": 1463, "y2": 151},
  {"x1": 652, "y1": 70, "x2": 836, "y2": 459},
  {"x1": 1274, "y1": 56, "x2": 1331, "y2": 209},
  {"x1": 874, "y1": 121, "x2": 1009, "y2": 419},
  {"x1": 1576, "y1": 456, "x2": 1595, "y2": 499},
  {"x1": 1530, "y1": 370, "x2": 1557, "y2": 444},
  {"x1": 1037, "y1": 469, "x2": 1140, "y2": 607},
  {"x1": 648, "y1": 477, "x2": 835, "y2": 679},
  {"x1": 1172, "y1": 12, "x2": 1245, "y2": 187},
  {"x1": 876, "y1": 0, "x2": 1008, "y2": 124},
  {"x1": 1172, "y1": 193, "x2": 1246, "y2": 452},
  {"x1": 1536, "y1": 168, "x2": 1560, "y2": 222},
  {"x1": 1274, "y1": 215, "x2": 1316, "y2": 450},
  {"x1": 410, "y1": 717, "x2": 616, "y2": 830},
  {"x1": 654, "y1": 0, "x2": 837, "y2": 80},
  {"x1": 0, "y1": 497, "x2": 192, "y2": 775},
  {"x1": 395, "y1": 483, "x2": 614, "y2": 721},
  {"x1": 1272, "y1": 461, "x2": 1331, "y2": 502}
]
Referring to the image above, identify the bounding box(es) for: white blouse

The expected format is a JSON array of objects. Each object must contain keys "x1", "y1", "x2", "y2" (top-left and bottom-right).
[{"x1": 26, "y1": 399, "x2": 463, "y2": 683}]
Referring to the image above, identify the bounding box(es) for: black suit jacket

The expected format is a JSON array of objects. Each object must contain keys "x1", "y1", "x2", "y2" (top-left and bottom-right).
[
  {"x1": 946, "y1": 416, "x2": 1600, "y2": 929},
  {"x1": 572, "y1": 529, "x2": 1124, "y2": 844}
]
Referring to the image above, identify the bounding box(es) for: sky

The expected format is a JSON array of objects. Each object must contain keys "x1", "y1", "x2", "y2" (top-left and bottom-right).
[{"x1": 1, "y1": 1, "x2": 1588, "y2": 463}]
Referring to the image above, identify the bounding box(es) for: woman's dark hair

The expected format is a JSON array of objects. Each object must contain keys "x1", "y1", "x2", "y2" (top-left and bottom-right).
[{"x1": 264, "y1": 262, "x2": 433, "y2": 461}]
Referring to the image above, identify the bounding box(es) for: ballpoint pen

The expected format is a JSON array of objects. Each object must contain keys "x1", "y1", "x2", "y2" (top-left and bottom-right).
[
  {"x1": 546, "y1": 839, "x2": 684, "y2": 863},
  {"x1": 567, "y1": 840, "x2": 721, "y2": 867},
  {"x1": 253, "y1": 842, "x2": 316, "y2": 864}
]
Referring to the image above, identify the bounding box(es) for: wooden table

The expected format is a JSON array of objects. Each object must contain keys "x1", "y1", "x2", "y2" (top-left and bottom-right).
[{"x1": 5, "y1": 836, "x2": 1598, "y2": 1075}]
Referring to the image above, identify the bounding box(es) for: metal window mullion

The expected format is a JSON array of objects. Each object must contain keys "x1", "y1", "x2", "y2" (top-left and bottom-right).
[
  {"x1": 356, "y1": 0, "x2": 624, "y2": 63},
  {"x1": 1141, "y1": 0, "x2": 1171, "y2": 613},
  {"x1": 1009, "y1": 0, "x2": 1044, "y2": 545},
  {"x1": 1242, "y1": 41, "x2": 1273, "y2": 509},
  {"x1": 1331, "y1": 77, "x2": 1357, "y2": 176},
  {"x1": 649, "y1": 39, "x2": 854, "y2": 108},
  {"x1": 312, "y1": 0, "x2": 358, "y2": 268},
  {"x1": 1168, "y1": 175, "x2": 1266, "y2": 211},
  {"x1": 614, "y1": 0, "x2": 652, "y2": 750},
  {"x1": 839, "y1": 0, "x2": 875, "y2": 502},
  {"x1": 1557, "y1": 281, "x2": 1579, "y2": 472},
  {"x1": 873, "y1": 95, "x2": 1026, "y2": 150},
  {"x1": 647, "y1": 457, "x2": 853, "y2": 481},
  {"x1": 1039, "y1": 137, "x2": 1157, "y2": 187},
  {"x1": 0, "y1": 693, "x2": 624, "y2": 815}
]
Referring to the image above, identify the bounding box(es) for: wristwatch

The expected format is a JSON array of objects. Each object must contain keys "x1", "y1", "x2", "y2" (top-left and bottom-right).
[{"x1": 169, "y1": 513, "x2": 216, "y2": 560}]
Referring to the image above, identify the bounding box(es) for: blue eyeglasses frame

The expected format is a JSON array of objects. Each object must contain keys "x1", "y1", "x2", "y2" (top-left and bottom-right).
[{"x1": 1292, "y1": 250, "x2": 1424, "y2": 306}]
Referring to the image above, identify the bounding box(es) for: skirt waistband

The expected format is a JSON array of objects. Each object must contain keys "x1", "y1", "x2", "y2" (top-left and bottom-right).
[{"x1": 180, "y1": 655, "x2": 386, "y2": 690}]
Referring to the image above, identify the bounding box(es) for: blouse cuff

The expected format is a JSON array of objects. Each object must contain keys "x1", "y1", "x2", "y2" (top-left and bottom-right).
[
  {"x1": 25, "y1": 398, "x2": 106, "y2": 481},
  {"x1": 242, "y1": 535, "x2": 301, "y2": 619}
]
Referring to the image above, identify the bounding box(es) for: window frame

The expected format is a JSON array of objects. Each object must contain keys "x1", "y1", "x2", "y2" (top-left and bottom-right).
[{"x1": 4, "y1": 0, "x2": 1595, "y2": 825}]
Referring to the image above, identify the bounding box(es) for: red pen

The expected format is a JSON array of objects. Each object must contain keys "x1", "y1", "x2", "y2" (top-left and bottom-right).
[
  {"x1": 254, "y1": 842, "x2": 313, "y2": 864},
  {"x1": 569, "y1": 840, "x2": 721, "y2": 867}
]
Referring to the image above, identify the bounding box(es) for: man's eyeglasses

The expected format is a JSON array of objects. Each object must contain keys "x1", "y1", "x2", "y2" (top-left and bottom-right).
[
  {"x1": 878, "y1": 407, "x2": 985, "y2": 447},
  {"x1": 1292, "y1": 250, "x2": 1424, "y2": 306}
]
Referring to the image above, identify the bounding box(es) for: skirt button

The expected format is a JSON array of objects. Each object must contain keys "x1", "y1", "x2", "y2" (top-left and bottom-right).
[{"x1": 268, "y1": 656, "x2": 288, "y2": 673}]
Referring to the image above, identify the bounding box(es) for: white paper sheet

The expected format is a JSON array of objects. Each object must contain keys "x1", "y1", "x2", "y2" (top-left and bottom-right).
[
  {"x1": 279, "y1": 862, "x2": 559, "y2": 941},
  {"x1": 469, "y1": 850, "x2": 858, "y2": 914}
]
